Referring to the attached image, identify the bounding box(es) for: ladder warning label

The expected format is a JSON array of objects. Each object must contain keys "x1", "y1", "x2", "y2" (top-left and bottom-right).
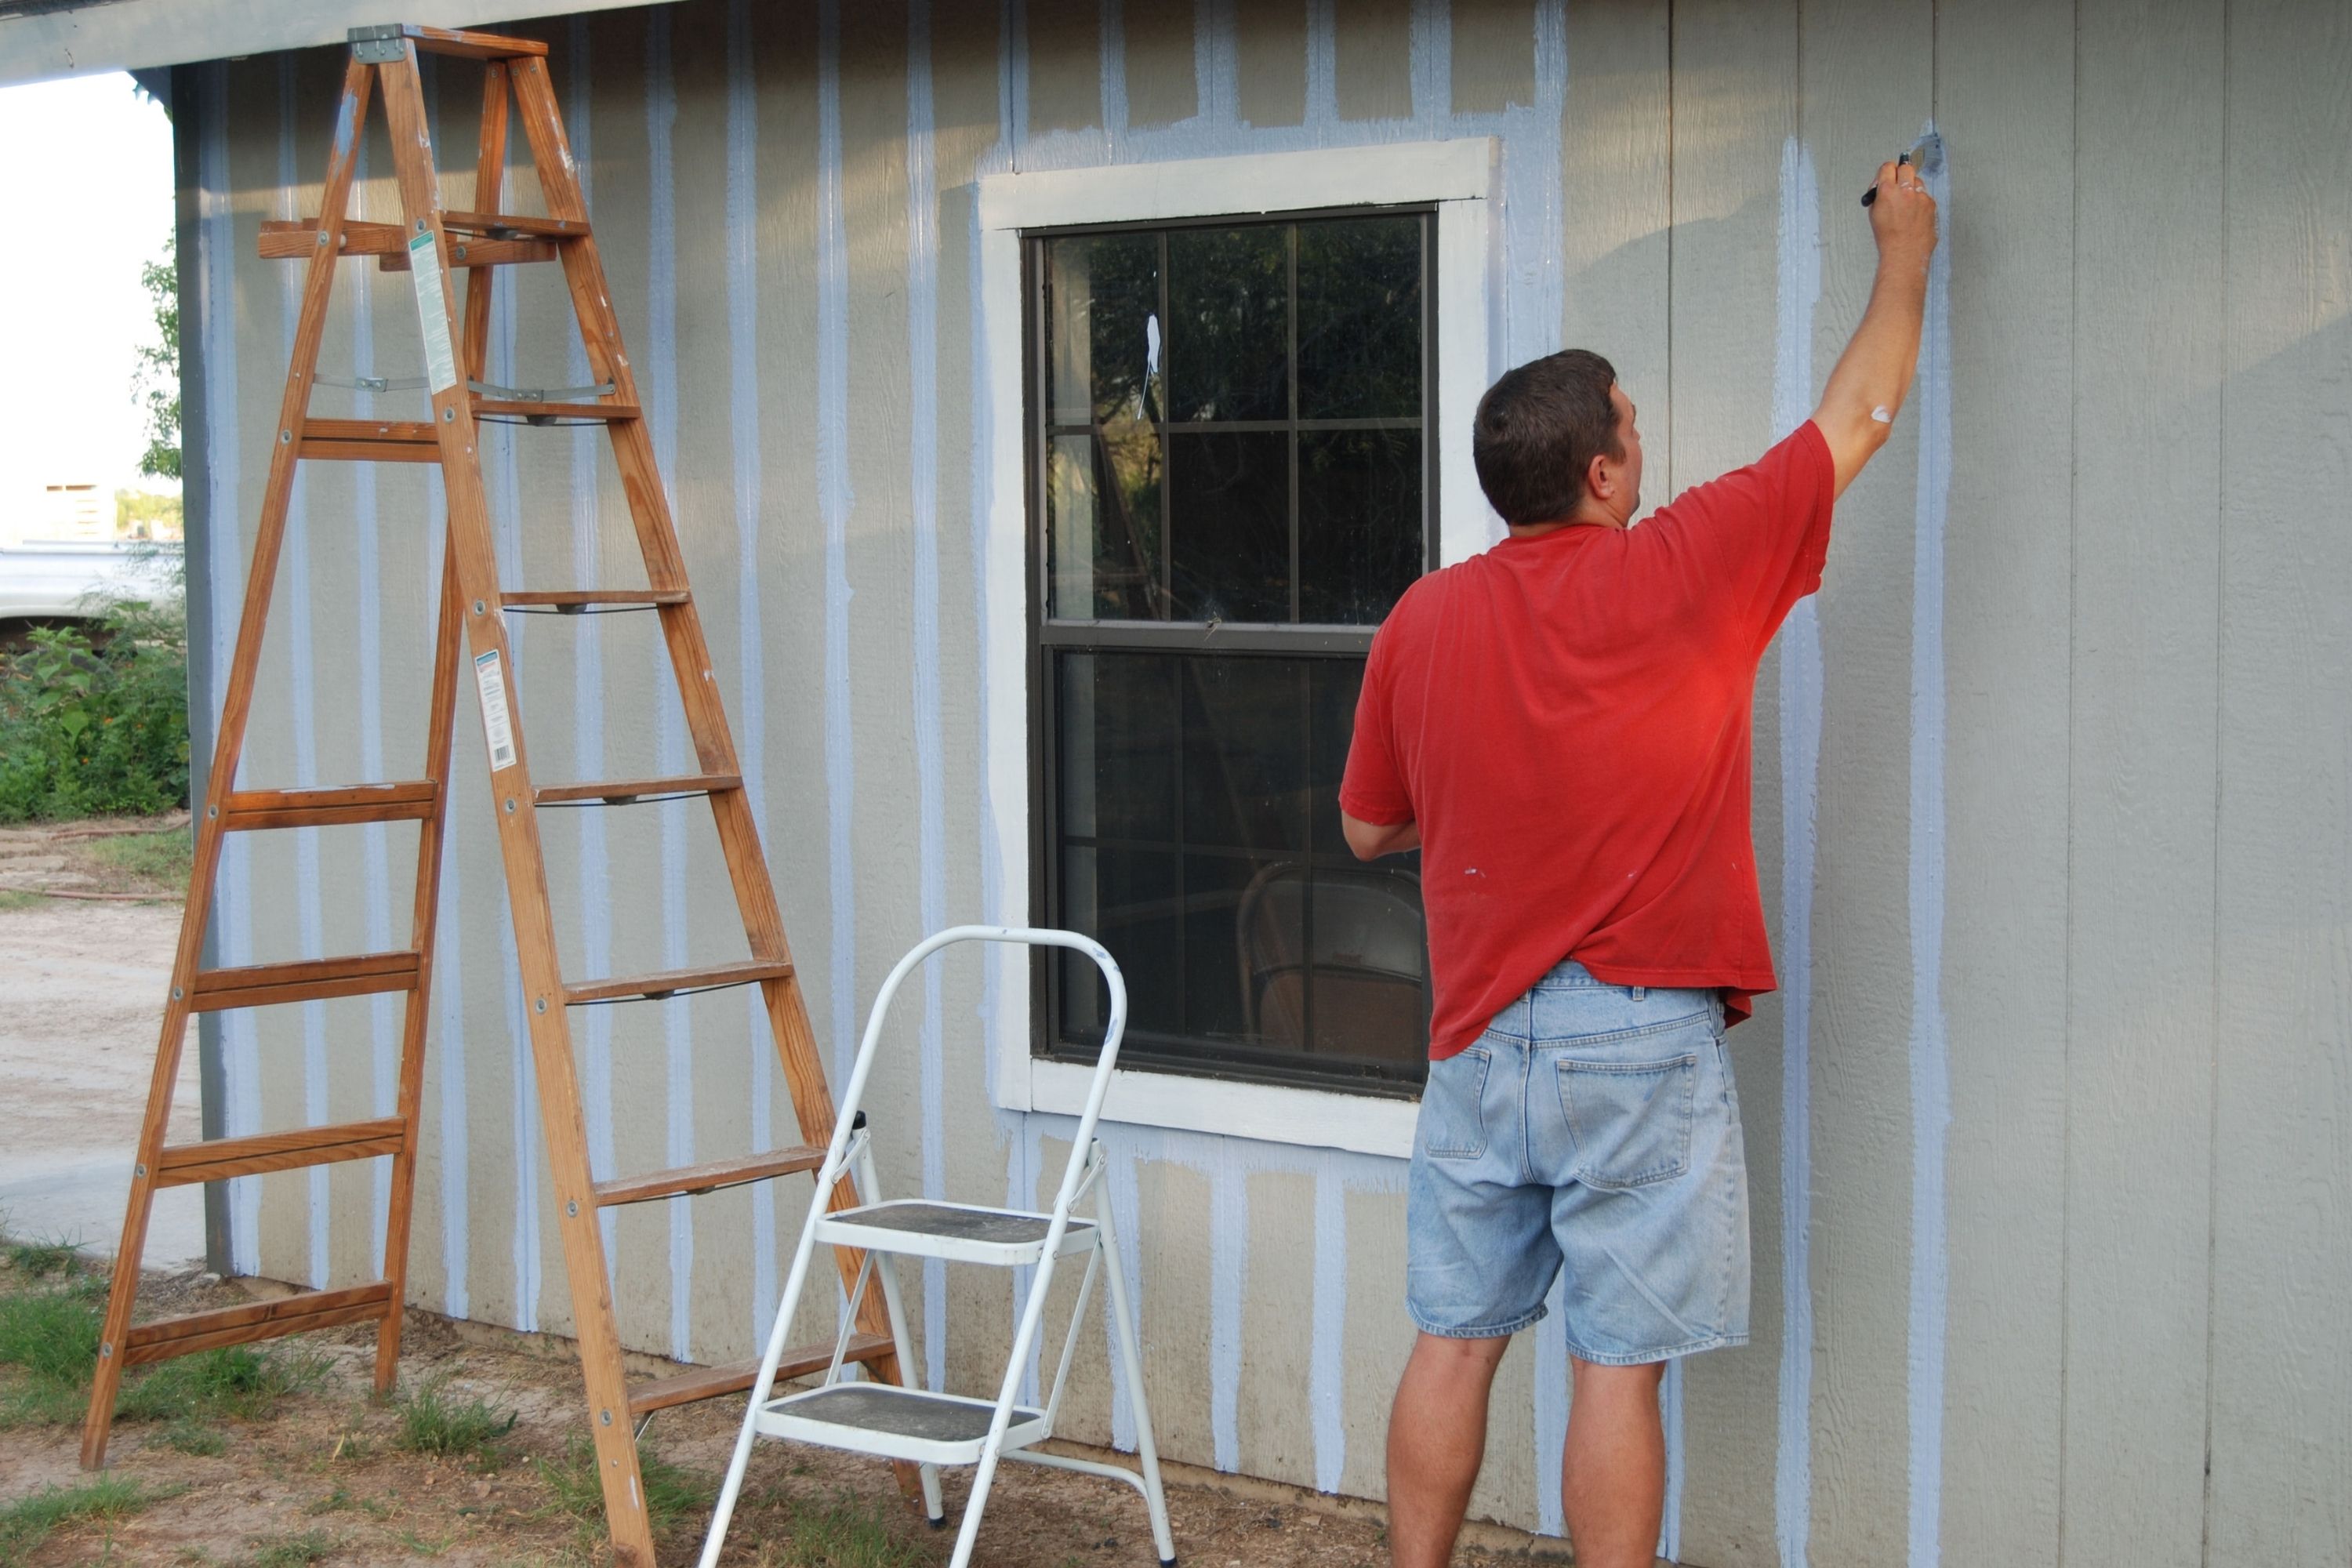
[
  {"x1": 407, "y1": 231, "x2": 460, "y2": 396},
  {"x1": 473, "y1": 649, "x2": 517, "y2": 771}
]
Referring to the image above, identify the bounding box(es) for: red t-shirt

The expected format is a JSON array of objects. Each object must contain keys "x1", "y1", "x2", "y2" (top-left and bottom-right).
[{"x1": 1340, "y1": 421, "x2": 1836, "y2": 1059}]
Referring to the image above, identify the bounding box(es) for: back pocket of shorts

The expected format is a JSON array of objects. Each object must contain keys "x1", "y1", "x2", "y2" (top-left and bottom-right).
[
  {"x1": 1421, "y1": 1047, "x2": 1492, "y2": 1160},
  {"x1": 1555, "y1": 1052, "x2": 1697, "y2": 1189}
]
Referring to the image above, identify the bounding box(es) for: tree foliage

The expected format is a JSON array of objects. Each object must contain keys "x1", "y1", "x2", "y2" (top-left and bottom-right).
[{"x1": 133, "y1": 232, "x2": 180, "y2": 482}]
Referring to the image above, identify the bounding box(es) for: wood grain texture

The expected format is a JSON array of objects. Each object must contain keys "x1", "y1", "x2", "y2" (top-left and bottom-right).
[
  {"x1": 1796, "y1": 3, "x2": 1932, "y2": 1563},
  {"x1": 1934, "y1": 0, "x2": 2075, "y2": 1560},
  {"x1": 1661, "y1": 5, "x2": 1793, "y2": 1563},
  {"x1": 1234, "y1": 0, "x2": 1307, "y2": 128},
  {"x1": 1331, "y1": 0, "x2": 1413, "y2": 122},
  {"x1": 1447, "y1": 0, "x2": 1532, "y2": 115},
  {"x1": 2064, "y1": 2, "x2": 2227, "y2": 1563},
  {"x1": 1122, "y1": 0, "x2": 1198, "y2": 129},
  {"x1": 2209, "y1": 1, "x2": 2352, "y2": 1560},
  {"x1": 1024, "y1": 0, "x2": 1102, "y2": 137}
]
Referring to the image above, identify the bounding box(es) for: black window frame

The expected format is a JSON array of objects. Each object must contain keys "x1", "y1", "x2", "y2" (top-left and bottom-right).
[{"x1": 1022, "y1": 203, "x2": 1441, "y2": 1098}]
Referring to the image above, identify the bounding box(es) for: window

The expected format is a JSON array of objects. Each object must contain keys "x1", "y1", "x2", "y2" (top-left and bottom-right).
[{"x1": 1029, "y1": 212, "x2": 1436, "y2": 1094}]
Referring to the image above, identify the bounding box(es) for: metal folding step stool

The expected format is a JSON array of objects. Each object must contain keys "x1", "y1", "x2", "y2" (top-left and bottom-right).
[{"x1": 699, "y1": 926, "x2": 1176, "y2": 1568}]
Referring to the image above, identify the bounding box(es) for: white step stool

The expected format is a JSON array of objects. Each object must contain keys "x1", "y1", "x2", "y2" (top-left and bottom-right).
[{"x1": 698, "y1": 925, "x2": 1176, "y2": 1568}]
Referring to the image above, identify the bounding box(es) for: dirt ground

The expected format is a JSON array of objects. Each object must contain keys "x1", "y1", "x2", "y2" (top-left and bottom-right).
[{"x1": 0, "y1": 822, "x2": 1571, "y2": 1567}]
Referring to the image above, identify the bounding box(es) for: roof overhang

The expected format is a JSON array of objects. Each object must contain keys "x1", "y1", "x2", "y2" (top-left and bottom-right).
[{"x1": 0, "y1": 0, "x2": 670, "y2": 89}]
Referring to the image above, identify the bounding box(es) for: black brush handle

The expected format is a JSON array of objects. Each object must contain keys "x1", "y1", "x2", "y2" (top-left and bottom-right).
[{"x1": 1860, "y1": 151, "x2": 1911, "y2": 208}]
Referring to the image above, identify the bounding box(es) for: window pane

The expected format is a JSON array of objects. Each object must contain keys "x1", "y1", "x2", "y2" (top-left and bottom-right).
[
  {"x1": 1047, "y1": 430, "x2": 1165, "y2": 619},
  {"x1": 1297, "y1": 216, "x2": 1422, "y2": 419},
  {"x1": 1059, "y1": 651, "x2": 1176, "y2": 840},
  {"x1": 1181, "y1": 655, "x2": 1308, "y2": 853},
  {"x1": 1053, "y1": 648, "x2": 1428, "y2": 1080},
  {"x1": 1168, "y1": 431, "x2": 1288, "y2": 622},
  {"x1": 1044, "y1": 233, "x2": 1161, "y2": 427},
  {"x1": 1167, "y1": 227, "x2": 1289, "y2": 423},
  {"x1": 1298, "y1": 429, "x2": 1421, "y2": 623}
]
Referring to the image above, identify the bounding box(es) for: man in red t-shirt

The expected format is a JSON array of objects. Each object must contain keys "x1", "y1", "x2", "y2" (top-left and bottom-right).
[{"x1": 1341, "y1": 162, "x2": 1937, "y2": 1567}]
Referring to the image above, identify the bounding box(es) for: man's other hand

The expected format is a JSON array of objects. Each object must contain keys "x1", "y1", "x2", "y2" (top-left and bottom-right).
[{"x1": 1343, "y1": 811, "x2": 1421, "y2": 860}]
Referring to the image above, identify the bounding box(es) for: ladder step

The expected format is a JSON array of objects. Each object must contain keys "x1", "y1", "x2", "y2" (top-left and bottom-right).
[
  {"x1": 813, "y1": 1200, "x2": 1098, "y2": 1267},
  {"x1": 627, "y1": 1334, "x2": 895, "y2": 1418},
  {"x1": 260, "y1": 220, "x2": 557, "y2": 269},
  {"x1": 222, "y1": 782, "x2": 438, "y2": 831},
  {"x1": 154, "y1": 1118, "x2": 408, "y2": 1187},
  {"x1": 756, "y1": 1383, "x2": 1049, "y2": 1467},
  {"x1": 119, "y1": 1282, "x2": 397, "y2": 1367},
  {"x1": 593, "y1": 1145, "x2": 826, "y2": 1209},
  {"x1": 189, "y1": 952, "x2": 421, "y2": 1012},
  {"x1": 472, "y1": 396, "x2": 641, "y2": 426},
  {"x1": 535, "y1": 773, "x2": 741, "y2": 808},
  {"x1": 564, "y1": 960, "x2": 793, "y2": 1007},
  {"x1": 354, "y1": 23, "x2": 548, "y2": 61},
  {"x1": 299, "y1": 419, "x2": 439, "y2": 463},
  {"x1": 501, "y1": 589, "x2": 689, "y2": 612},
  {"x1": 439, "y1": 209, "x2": 587, "y2": 241}
]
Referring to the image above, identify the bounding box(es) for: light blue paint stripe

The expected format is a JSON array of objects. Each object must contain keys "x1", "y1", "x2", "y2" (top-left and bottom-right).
[
  {"x1": 1096, "y1": 0, "x2": 1126, "y2": 157},
  {"x1": 1773, "y1": 133, "x2": 1822, "y2": 1568},
  {"x1": 428, "y1": 469, "x2": 469, "y2": 1323},
  {"x1": 348, "y1": 130, "x2": 397, "y2": 1274},
  {"x1": 1303, "y1": 0, "x2": 1336, "y2": 132},
  {"x1": 1309, "y1": 1157, "x2": 1348, "y2": 1494},
  {"x1": 817, "y1": 0, "x2": 858, "y2": 1094},
  {"x1": 276, "y1": 60, "x2": 333, "y2": 1293},
  {"x1": 1659, "y1": 1359, "x2": 1686, "y2": 1561},
  {"x1": 200, "y1": 67, "x2": 260, "y2": 1279},
  {"x1": 724, "y1": 0, "x2": 777, "y2": 1356},
  {"x1": 644, "y1": 6, "x2": 695, "y2": 1364},
  {"x1": 906, "y1": 0, "x2": 949, "y2": 1395},
  {"x1": 1906, "y1": 119, "x2": 1953, "y2": 1568},
  {"x1": 1209, "y1": 1142, "x2": 1245, "y2": 1472},
  {"x1": 1534, "y1": 1270, "x2": 1569, "y2": 1536},
  {"x1": 563, "y1": 14, "x2": 619, "y2": 1276}
]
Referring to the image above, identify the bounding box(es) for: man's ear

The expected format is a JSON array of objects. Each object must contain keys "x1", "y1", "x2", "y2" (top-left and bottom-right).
[{"x1": 1584, "y1": 449, "x2": 1613, "y2": 499}]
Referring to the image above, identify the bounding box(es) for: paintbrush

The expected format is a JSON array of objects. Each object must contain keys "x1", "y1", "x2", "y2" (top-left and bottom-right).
[{"x1": 1859, "y1": 132, "x2": 1944, "y2": 205}]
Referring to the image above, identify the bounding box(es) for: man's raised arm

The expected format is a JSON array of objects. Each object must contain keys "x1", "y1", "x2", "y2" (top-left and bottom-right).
[{"x1": 1812, "y1": 159, "x2": 1940, "y2": 497}]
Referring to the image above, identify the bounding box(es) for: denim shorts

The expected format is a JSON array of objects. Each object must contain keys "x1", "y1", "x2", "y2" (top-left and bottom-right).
[{"x1": 1404, "y1": 959, "x2": 1750, "y2": 1365}]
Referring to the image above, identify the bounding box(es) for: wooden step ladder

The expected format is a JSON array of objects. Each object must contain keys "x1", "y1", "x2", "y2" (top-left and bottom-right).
[{"x1": 81, "y1": 24, "x2": 911, "y2": 1565}]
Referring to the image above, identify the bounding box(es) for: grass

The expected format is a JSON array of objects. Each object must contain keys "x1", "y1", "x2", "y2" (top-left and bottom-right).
[
  {"x1": 541, "y1": 1435, "x2": 715, "y2": 1541},
  {"x1": 742, "y1": 1490, "x2": 935, "y2": 1568},
  {"x1": 0, "y1": 889, "x2": 45, "y2": 912},
  {"x1": 0, "y1": 1476, "x2": 179, "y2": 1566},
  {"x1": 392, "y1": 1374, "x2": 518, "y2": 1463},
  {"x1": 0, "y1": 1242, "x2": 330, "y2": 1432},
  {"x1": 236, "y1": 1528, "x2": 336, "y2": 1566},
  {"x1": 80, "y1": 826, "x2": 194, "y2": 891}
]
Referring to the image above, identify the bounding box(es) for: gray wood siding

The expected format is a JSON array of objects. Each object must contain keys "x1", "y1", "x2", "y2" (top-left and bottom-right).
[{"x1": 178, "y1": 1, "x2": 2352, "y2": 1559}]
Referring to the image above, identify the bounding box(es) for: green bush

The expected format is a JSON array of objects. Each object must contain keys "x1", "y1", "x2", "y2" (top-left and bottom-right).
[{"x1": 0, "y1": 597, "x2": 189, "y2": 822}]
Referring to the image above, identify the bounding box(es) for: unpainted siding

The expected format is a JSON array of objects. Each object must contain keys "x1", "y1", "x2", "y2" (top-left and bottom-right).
[{"x1": 179, "y1": 0, "x2": 2352, "y2": 1559}]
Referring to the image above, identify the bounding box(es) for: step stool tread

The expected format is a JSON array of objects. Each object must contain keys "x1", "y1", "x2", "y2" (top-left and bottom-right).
[
  {"x1": 767, "y1": 1384, "x2": 1042, "y2": 1446},
  {"x1": 827, "y1": 1200, "x2": 1092, "y2": 1247}
]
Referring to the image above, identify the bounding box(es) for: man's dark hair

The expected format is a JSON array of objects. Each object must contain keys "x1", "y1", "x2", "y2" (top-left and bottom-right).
[{"x1": 1472, "y1": 349, "x2": 1621, "y2": 526}]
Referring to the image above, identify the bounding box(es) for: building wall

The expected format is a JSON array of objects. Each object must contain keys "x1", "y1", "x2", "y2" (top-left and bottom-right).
[{"x1": 176, "y1": 1, "x2": 2351, "y2": 1561}]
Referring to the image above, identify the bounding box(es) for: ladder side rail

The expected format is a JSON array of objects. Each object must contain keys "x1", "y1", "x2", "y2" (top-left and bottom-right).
[
  {"x1": 459, "y1": 61, "x2": 511, "y2": 387},
  {"x1": 510, "y1": 47, "x2": 922, "y2": 1431},
  {"x1": 375, "y1": 47, "x2": 656, "y2": 1568},
  {"x1": 81, "y1": 55, "x2": 378, "y2": 1472},
  {"x1": 371, "y1": 551, "x2": 466, "y2": 1392}
]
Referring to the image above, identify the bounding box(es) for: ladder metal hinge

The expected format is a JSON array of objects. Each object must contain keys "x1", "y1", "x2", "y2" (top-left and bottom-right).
[{"x1": 349, "y1": 24, "x2": 406, "y2": 64}]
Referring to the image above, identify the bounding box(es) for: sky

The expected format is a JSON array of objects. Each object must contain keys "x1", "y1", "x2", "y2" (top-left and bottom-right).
[{"x1": 0, "y1": 73, "x2": 177, "y2": 522}]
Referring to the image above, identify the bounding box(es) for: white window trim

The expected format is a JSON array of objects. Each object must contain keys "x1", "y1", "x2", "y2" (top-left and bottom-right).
[{"x1": 975, "y1": 138, "x2": 1499, "y2": 1160}]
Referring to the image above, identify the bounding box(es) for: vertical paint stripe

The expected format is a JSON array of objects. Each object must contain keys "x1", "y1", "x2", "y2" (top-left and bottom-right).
[
  {"x1": 817, "y1": 0, "x2": 858, "y2": 1091},
  {"x1": 1534, "y1": 1272, "x2": 1569, "y2": 1536},
  {"x1": 277, "y1": 60, "x2": 332, "y2": 1292},
  {"x1": 723, "y1": 0, "x2": 777, "y2": 1355},
  {"x1": 1407, "y1": 0, "x2": 1446, "y2": 135},
  {"x1": 906, "y1": 0, "x2": 950, "y2": 1395},
  {"x1": 1773, "y1": 133, "x2": 1823, "y2": 1568},
  {"x1": 348, "y1": 129, "x2": 397, "y2": 1274},
  {"x1": 1303, "y1": 0, "x2": 1336, "y2": 133},
  {"x1": 1097, "y1": 0, "x2": 1127, "y2": 154},
  {"x1": 644, "y1": 6, "x2": 695, "y2": 1363},
  {"x1": 1208, "y1": 1142, "x2": 1246, "y2": 1472},
  {"x1": 1310, "y1": 1157, "x2": 1348, "y2": 1494},
  {"x1": 201, "y1": 66, "x2": 260, "y2": 1279},
  {"x1": 1906, "y1": 119, "x2": 1953, "y2": 1568},
  {"x1": 562, "y1": 16, "x2": 619, "y2": 1275},
  {"x1": 429, "y1": 470, "x2": 470, "y2": 1322}
]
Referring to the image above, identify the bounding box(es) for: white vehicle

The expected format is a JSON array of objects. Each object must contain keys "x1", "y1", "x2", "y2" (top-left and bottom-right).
[{"x1": 0, "y1": 539, "x2": 181, "y2": 630}]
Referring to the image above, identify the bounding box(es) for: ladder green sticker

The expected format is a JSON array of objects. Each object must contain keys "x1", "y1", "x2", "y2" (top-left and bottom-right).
[
  {"x1": 473, "y1": 648, "x2": 517, "y2": 771},
  {"x1": 407, "y1": 230, "x2": 460, "y2": 396}
]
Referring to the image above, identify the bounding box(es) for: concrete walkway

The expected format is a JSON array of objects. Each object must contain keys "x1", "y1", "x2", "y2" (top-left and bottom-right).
[{"x1": 0, "y1": 899, "x2": 204, "y2": 1269}]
